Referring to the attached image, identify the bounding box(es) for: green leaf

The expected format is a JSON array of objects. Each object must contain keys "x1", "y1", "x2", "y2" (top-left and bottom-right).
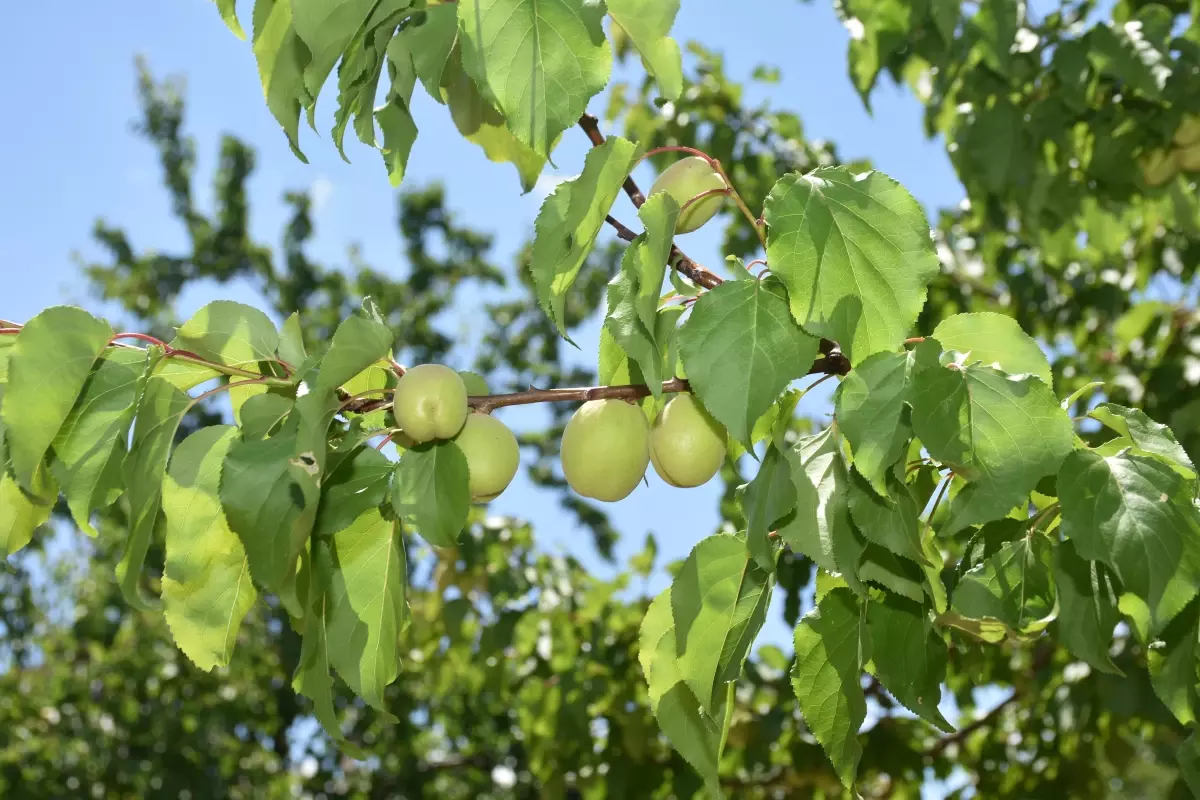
[
  {"x1": 49, "y1": 347, "x2": 150, "y2": 536},
  {"x1": 119, "y1": 376, "x2": 192, "y2": 611},
  {"x1": 605, "y1": 0, "x2": 683, "y2": 100},
  {"x1": 835, "y1": 350, "x2": 912, "y2": 496},
  {"x1": 531, "y1": 137, "x2": 642, "y2": 338},
  {"x1": 738, "y1": 444, "x2": 795, "y2": 572},
  {"x1": 1179, "y1": 729, "x2": 1200, "y2": 796},
  {"x1": 374, "y1": 97, "x2": 418, "y2": 187},
  {"x1": 604, "y1": 193, "x2": 679, "y2": 395},
  {"x1": 678, "y1": 278, "x2": 819, "y2": 448},
  {"x1": 763, "y1": 167, "x2": 938, "y2": 364},
  {"x1": 327, "y1": 507, "x2": 408, "y2": 715},
  {"x1": 2, "y1": 306, "x2": 113, "y2": 493},
  {"x1": 1089, "y1": 20, "x2": 1171, "y2": 97},
  {"x1": 911, "y1": 362, "x2": 1074, "y2": 532},
  {"x1": 1088, "y1": 403, "x2": 1196, "y2": 480},
  {"x1": 252, "y1": 0, "x2": 313, "y2": 158},
  {"x1": 291, "y1": 0, "x2": 376, "y2": 99},
  {"x1": 154, "y1": 358, "x2": 223, "y2": 391},
  {"x1": 332, "y1": 0, "x2": 410, "y2": 155},
  {"x1": 932, "y1": 312, "x2": 1053, "y2": 386},
  {"x1": 1052, "y1": 539, "x2": 1123, "y2": 675},
  {"x1": 314, "y1": 446, "x2": 393, "y2": 539},
  {"x1": 1059, "y1": 450, "x2": 1200, "y2": 636},
  {"x1": 948, "y1": 535, "x2": 1056, "y2": 641},
  {"x1": 458, "y1": 0, "x2": 612, "y2": 156},
  {"x1": 170, "y1": 300, "x2": 280, "y2": 370},
  {"x1": 161, "y1": 426, "x2": 257, "y2": 672},
  {"x1": 293, "y1": 543, "x2": 364, "y2": 758},
  {"x1": 859, "y1": 544, "x2": 925, "y2": 602},
  {"x1": 865, "y1": 595, "x2": 952, "y2": 732},
  {"x1": 846, "y1": 471, "x2": 929, "y2": 566},
  {"x1": 670, "y1": 534, "x2": 773, "y2": 713},
  {"x1": 971, "y1": 0, "x2": 1018, "y2": 75},
  {"x1": 0, "y1": 463, "x2": 56, "y2": 559},
  {"x1": 238, "y1": 393, "x2": 293, "y2": 440},
  {"x1": 780, "y1": 427, "x2": 859, "y2": 588},
  {"x1": 213, "y1": 0, "x2": 247, "y2": 39},
  {"x1": 277, "y1": 312, "x2": 307, "y2": 369},
  {"x1": 392, "y1": 440, "x2": 470, "y2": 548},
  {"x1": 792, "y1": 587, "x2": 866, "y2": 788},
  {"x1": 638, "y1": 589, "x2": 722, "y2": 790},
  {"x1": 1147, "y1": 601, "x2": 1199, "y2": 726}
]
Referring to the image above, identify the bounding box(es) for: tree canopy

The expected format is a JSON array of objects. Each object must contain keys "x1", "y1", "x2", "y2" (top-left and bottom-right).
[{"x1": 2, "y1": 0, "x2": 1200, "y2": 797}]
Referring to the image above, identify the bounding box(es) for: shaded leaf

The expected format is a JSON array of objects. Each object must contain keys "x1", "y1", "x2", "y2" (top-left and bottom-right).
[
  {"x1": 1052, "y1": 538, "x2": 1123, "y2": 675},
  {"x1": 392, "y1": 440, "x2": 470, "y2": 548},
  {"x1": 948, "y1": 535, "x2": 1057, "y2": 641},
  {"x1": 835, "y1": 350, "x2": 912, "y2": 495},
  {"x1": 252, "y1": 0, "x2": 312, "y2": 157},
  {"x1": 738, "y1": 444, "x2": 795, "y2": 572},
  {"x1": 865, "y1": 595, "x2": 952, "y2": 731}
]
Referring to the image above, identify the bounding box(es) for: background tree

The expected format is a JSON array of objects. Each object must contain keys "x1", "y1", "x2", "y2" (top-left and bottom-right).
[{"x1": 2, "y1": 0, "x2": 1199, "y2": 797}]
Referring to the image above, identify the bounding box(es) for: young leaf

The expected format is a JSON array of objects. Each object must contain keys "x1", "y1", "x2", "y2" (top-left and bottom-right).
[
  {"x1": 638, "y1": 588, "x2": 722, "y2": 790},
  {"x1": 1059, "y1": 450, "x2": 1200, "y2": 637},
  {"x1": 738, "y1": 444, "x2": 796, "y2": 571},
  {"x1": 865, "y1": 595, "x2": 952, "y2": 732},
  {"x1": 603, "y1": 193, "x2": 679, "y2": 395},
  {"x1": 835, "y1": 350, "x2": 912, "y2": 496},
  {"x1": 932, "y1": 312, "x2": 1053, "y2": 385},
  {"x1": 392, "y1": 440, "x2": 470, "y2": 548},
  {"x1": 252, "y1": 0, "x2": 313, "y2": 158},
  {"x1": 678, "y1": 278, "x2": 819, "y2": 448},
  {"x1": 326, "y1": 507, "x2": 408, "y2": 716},
  {"x1": 1088, "y1": 402, "x2": 1196, "y2": 479},
  {"x1": 170, "y1": 300, "x2": 280, "y2": 370},
  {"x1": 213, "y1": 0, "x2": 247, "y2": 39},
  {"x1": 948, "y1": 535, "x2": 1057, "y2": 641},
  {"x1": 119, "y1": 376, "x2": 192, "y2": 611},
  {"x1": 605, "y1": 0, "x2": 684, "y2": 100},
  {"x1": 763, "y1": 167, "x2": 938, "y2": 364},
  {"x1": 1052, "y1": 539, "x2": 1123, "y2": 675},
  {"x1": 50, "y1": 347, "x2": 150, "y2": 536},
  {"x1": 530, "y1": 137, "x2": 642, "y2": 338},
  {"x1": 792, "y1": 587, "x2": 867, "y2": 788},
  {"x1": 161, "y1": 426, "x2": 257, "y2": 672},
  {"x1": 2, "y1": 306, "x2": 113, "y2": 492},
  {"x1": 911, "y1": 362, "x2": 1073, "y2": 533},
  {"x1": 457, "y1": 0, "x2": 612, "y2": 156},
  {"x1": 671, "y1": 534, "x2": 774, "y2": 713}
]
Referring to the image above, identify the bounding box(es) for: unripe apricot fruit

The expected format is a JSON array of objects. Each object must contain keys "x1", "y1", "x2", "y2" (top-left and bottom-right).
[
  {"x1": 1141, "y1": 149, "x2": 1178, "y2": 187},
  {"x1": 650, "y1": 394, "x2": 727, "y2": 488},
  {"x1": 648, "y1": 156, "x2": 728, "y2": 234},
  {"x1": 1174, "y1": 114, "x2": 1200, "y2": 149},
  {"x1": 454, "y1": 412, "x2": 520, "y2": 501},
  {"x1": 392, "y1": 364, "x2": 468, "y2": 443},
  {"x1": 561, "y1": 399, "x2": 650, "y2": 502}
]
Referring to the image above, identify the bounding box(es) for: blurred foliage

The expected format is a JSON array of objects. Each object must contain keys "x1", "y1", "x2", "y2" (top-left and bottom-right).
[{"x1": 4, "y1": 0, "x2": 1200, "y2": 792}]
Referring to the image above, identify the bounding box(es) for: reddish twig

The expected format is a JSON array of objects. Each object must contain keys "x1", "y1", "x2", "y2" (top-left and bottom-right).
[{"x1": 111, "y1": 332, "x2": 166, "y2": 347}]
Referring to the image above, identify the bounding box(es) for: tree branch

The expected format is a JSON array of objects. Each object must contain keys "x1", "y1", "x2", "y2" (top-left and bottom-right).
[{"x1": 576, "y1": 114, "x2": 848, "y2": 371}]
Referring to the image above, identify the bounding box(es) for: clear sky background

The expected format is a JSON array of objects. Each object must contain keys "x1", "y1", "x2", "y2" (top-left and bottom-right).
[{"x1": 1, "y1": 0, "x2": 968, "y2": 718}]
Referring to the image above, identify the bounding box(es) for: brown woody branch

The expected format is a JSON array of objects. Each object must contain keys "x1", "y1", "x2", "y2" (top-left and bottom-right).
[{"x1": 577, "y1": 114, "x2": 848, "y2": 372}]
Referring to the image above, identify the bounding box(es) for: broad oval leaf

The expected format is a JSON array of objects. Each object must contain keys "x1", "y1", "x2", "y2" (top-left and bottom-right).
[
  {"x1": 391, "y1": 440, "x2": 470, "y2": 548},
  {"x1": 865, "y1": 595, "x2": 952, "y2": 732},
  {"x1": 738, "y1": 443, "x2": 796, "y2": 572},
  {"x1": 1088, "y1": 402, "x2": 1196, "y2": 479},
  {"x1": 932, "y1": 312, "x2": 1053, "y2": 385},
  {"x1": 2, "y1": 306, "x2": 113, "y2": 492},
  {"x1": 678, "y1": 278, "x2": 819, "y2": 448},
  {"x1": 161, "y1": 425, "x2": 258, "y2": 672},
  {"x1": 835, "y1": 349, "x2": 913, "y2": 496},
  {"x1": 170, "y1": 300, "x2": 280, "y2": 370},
  {"x1": 1052, "y1": 538, "x2": 1123, "y2": 675},
  {"x1": 947, "y1": 535, "x2": 1057, "y2": 641},
  {"x1": 763, "y1": 167, "x2": 938, "y2": 364},
  {"x1": 458, "y1": 0, "x2": 612, "y2": 156},
  {"x1": 605, "y1": 0, "x2": 683, "y2": 100}
]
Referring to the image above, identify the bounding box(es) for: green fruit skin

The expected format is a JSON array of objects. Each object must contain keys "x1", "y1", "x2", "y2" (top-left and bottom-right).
[
  {"x1": 1141, "y1": 149, "x2": 1178, "y2": 187},
  {"x1": 561, "y1": 399, "x2": 650, "y2": 502},
  {"x1": 458, "y1": 370, "x2": 490, "y2": 397},
  {"x1": 1178, "y1": 141, "x2": 1200, "y2": 173},
  {"x1": 648, "y1": 156, "x2": 728, "y2": 234},
  {"x1": 455, "y1": 413, "x2": 520, "y2": 501},
  {"x1": 393, "y1": 364, "x2": 468, "y2": 443},
  {"x1": 649, "y1": 394, "x2": 727, "y2": 488},
  {"x1": 1174, "y1": 115, "x2": 1200, "y2": 148}
]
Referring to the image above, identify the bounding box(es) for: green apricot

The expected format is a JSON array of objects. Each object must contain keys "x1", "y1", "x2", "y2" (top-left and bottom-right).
[
  {"x1": 1141, "y1": 149, "x2": 1178, "y2": 187},
  {"x1": 392, "y1": 364, "x2": 468, "y2": 443},
  {"x1": 1178, "y1": 141, "x2": 1200, "y2": 173},
  {"x1": 561, "y1": 399, "x2": 650, "y2": 502},
  {"x1": 1174, "y1": 114, "x2": 1200, "y2": 148},
  {"x1": 458, "y1": 370, "x2": 490, "y2": 397},
  {"x1": 454, "y1": 412, "x2": 520, "y2": 501},
  {"x1": 649, "y1": 394, "x2": 727, "y2": 488},
  {"x1": 648, "y1": 156, "x2": 728, "y2": 234}
]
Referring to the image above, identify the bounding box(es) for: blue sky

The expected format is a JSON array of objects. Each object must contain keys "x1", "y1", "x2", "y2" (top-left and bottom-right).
[{"x1": 1, "y1": 1, "x2": 964, "y2": 652}]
